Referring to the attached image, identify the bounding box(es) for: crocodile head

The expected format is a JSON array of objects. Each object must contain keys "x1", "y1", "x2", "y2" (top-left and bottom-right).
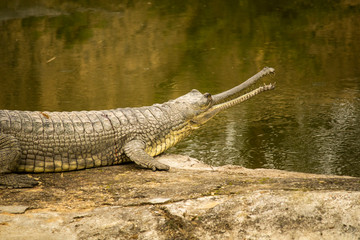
[
  {"x1": 145, "y1": 67, "x2": 275, "y2": 157},
  {"x1": 173, "y1": 67, "x2": 275, "y2": 129}
]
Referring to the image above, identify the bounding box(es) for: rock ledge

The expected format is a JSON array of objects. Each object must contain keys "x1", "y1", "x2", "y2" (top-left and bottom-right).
[{"x1": 1, "y1": 155, "x2": 359, "y2": 240}]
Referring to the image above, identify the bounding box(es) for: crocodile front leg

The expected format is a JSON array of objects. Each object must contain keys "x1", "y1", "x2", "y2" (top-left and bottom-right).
[
  {"x1": 124, "y1": 140, "x2": 170, "y2": 171},
  {"x1": 0, "y1": 134, "x2": 38, "y2": 188}
]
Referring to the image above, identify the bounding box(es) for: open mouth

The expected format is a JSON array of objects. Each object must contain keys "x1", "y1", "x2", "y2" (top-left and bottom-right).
[
  {"x1": 212, "y1": 67, "x2": 275, "y2": 105},
  {"x1": 193, "y1": 67, "x2": 276, "y2": 127}
]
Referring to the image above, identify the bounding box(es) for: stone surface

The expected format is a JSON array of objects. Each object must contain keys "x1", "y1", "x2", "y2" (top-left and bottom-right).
[
  {"x1": 0, "y1": 205, "x2": 29, "y2": 214},
  {"x1": 1, "y1": 154, "x2": 360, "y2": 239}
]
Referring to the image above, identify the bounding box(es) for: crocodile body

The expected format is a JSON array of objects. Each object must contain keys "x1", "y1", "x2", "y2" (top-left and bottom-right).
[
  {"x1": 0, "y1": 67, "x2": 275, "y2": 188},
  {"x1": 0, "y1": 105, "x2": 190, "y2": 173}
]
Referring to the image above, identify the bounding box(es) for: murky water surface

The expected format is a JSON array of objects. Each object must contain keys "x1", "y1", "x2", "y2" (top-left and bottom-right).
[{"x1": 1, "y1": 1, "x2": 359, "y2": 176}]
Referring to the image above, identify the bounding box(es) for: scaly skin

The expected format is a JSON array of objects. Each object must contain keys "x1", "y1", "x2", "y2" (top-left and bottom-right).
[
  {"x1": 0, "y1": 67, "x2": 275, "y2": 188},
  {"x1": 0, "y1": 107, "x2": 186, "y2": 172}
]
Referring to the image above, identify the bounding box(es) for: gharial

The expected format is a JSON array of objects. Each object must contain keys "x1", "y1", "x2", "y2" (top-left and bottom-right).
[{"x1": 0, "y1": 67, "x2": 275, "y2": 188}]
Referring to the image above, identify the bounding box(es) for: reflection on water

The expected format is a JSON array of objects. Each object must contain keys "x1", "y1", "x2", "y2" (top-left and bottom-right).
[{"x1": 0, "y1": 0, "x2": 359, "y2": 176}]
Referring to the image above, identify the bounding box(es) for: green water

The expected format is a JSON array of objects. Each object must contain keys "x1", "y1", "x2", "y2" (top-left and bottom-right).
[{"x1": 1, "y1": 0, "x2": 359, "y2": 176}]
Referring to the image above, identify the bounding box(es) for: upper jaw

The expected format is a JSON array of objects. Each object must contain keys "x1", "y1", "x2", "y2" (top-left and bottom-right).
[
  {"x1": 192, "y1": 67, "x2": 276, "y2": 126},
  {"x1": 212, "y1": 67, "x2": 275, "y2": 104}
]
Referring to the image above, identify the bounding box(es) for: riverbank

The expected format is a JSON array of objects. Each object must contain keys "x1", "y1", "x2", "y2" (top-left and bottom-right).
[{"x1": 1, "y1": 154, "x2": 359, "y2": 239}]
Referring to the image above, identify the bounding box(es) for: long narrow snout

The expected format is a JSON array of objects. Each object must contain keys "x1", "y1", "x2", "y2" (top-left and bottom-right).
[
  {"x1": 212, "y1": 67, "x2": 275, "y2": 104},
  {"x1": 191, "y1": 67, "x2": 275, "y2": 127},
  {"x1": 210, "y1": 82, "x2": 275, "y2": 113}
]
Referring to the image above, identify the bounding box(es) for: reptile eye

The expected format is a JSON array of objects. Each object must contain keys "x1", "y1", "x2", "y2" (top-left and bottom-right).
[
  {"x1": 204, "y1": 93, "x2": 211, "y2": 99},
  {"x1": 203, "y1": 93, "x2": 212, "y2": 106}
]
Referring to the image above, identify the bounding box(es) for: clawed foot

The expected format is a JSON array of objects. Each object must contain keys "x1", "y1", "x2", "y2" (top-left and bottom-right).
[
  {"x1": 0, "y1": 174, "x2": 39, "y2": 188},
  {"x1": 151, "y1": 161, "x2": 170, "y2": 171}
]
